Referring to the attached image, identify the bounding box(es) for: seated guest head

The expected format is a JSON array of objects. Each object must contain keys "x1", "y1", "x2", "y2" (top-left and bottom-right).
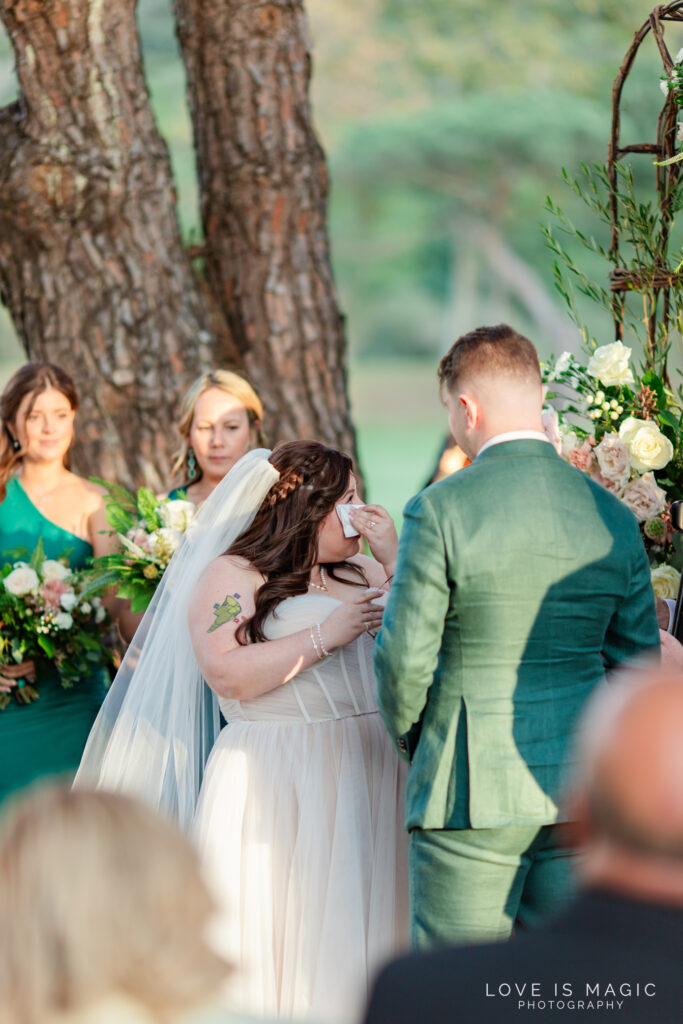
[
  {"x1": 0, "y1": 785, "x2": 230, "y2": 1024},
  {"x1": 172, "y1": 369, "x2": 263, "y2": 495},
  {"x1": 567, "y1": 667, "x2": 683, "y2": 905},
  {"x1": 437, "y1": 324, "x2": 544, "y2": 459}
]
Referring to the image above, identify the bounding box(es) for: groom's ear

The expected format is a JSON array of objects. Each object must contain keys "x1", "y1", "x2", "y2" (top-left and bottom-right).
[{"x1": 459, "y1": 393, "x2": 479, "y2": 430}]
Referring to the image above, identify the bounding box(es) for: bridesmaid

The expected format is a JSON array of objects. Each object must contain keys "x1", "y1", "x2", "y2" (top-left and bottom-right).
[
  {"x1": 0, "y1": 363, "x2": 126, "y2": 802},
  {"x1": 168, "y1": 370, "x2": 263, "y2": 504}
]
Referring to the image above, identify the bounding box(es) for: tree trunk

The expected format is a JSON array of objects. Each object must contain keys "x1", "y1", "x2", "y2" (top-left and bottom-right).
[
  {"x1": 0, "y1": 0, "x2": 235, "y2": 490},
  {"x1": 174, "y1": 0, "x2": 358, "y2": 459}
]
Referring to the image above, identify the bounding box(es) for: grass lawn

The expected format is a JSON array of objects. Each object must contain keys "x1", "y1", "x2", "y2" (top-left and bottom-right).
[{"x1": 349, "y1": 358, "x2": 446, "y2": 527}]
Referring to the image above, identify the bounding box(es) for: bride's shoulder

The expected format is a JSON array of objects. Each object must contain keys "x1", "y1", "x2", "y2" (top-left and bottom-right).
[{"x1": 198, "y1": 554, "x2": 263, "y2": 589}]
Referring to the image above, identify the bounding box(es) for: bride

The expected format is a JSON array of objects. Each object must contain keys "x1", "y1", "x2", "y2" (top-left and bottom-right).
[{"x1": 77, "y1": 441, "x2": 408, "y2": 1022}]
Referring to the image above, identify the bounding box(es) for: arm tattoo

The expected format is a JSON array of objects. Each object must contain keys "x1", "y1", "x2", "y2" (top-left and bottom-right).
[{"x1": 207, "y1": 593, "x2": 243, "y2": 633}]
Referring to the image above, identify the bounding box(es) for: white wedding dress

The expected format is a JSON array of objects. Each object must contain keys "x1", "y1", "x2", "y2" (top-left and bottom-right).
[
  {"x1": 194, "y1": 592, "x2": 409, "y2": 1023},
  {"x1": 75, "y1": 452, "x2": 408, "y2": 1023}
]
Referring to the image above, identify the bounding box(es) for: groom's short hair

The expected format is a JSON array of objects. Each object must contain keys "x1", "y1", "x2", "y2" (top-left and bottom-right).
[{"x1": 438, "y1": 324, "x2": 541, "y2": 395}]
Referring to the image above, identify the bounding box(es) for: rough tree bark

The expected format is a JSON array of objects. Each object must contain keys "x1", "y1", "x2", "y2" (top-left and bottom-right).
[
  {"x1": 0, "y1": 0, "x2": 234, "y2": 489},
  {"x1": 174, "y1": 0, "x2": 358, "y2": 458}
]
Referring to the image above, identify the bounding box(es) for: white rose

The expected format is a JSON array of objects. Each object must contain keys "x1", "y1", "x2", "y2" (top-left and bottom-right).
[
  {"x1": 80, "y1": 601, "x2": 92, "y2": 615},
  {"x1": 60, "y1": 591, "x2": 78, "y2": 611},
  {"x1": 42, "y1": 559, "x2": 71, "y2": 582},
  {"x1": 555, "y1": 351, "x2": 572, "y2": 375},
  {"x1": 594, "y1": 435, "x2": 631, "y2": 489},
  {"x1": 618, "y1": 416, "x2": 674, "y2": 472},
  {"x1": 586, "y1": 342, "x2": 635, "y2": 387},
  {"x1": 159, "y1": 499, "x2": 195, "y2": 533},
  {"x1": 651, "y1": 564, "x2": 681, "y2": 600},
  {"x1": 148, "y1": 527, "x2": 182, "y2": 563},
  {"x1": 4, "y1": 566, "x2": 40, "y2": 597},
  {"x1": 621, "y1": 472, "x2": 667, "y2": 522},
  {"x1": 54, "y1": 611, "x2": 73, "y2": 630},
  {"x1": 560, "y1": 428, "x2": 581, "y2": 458}
]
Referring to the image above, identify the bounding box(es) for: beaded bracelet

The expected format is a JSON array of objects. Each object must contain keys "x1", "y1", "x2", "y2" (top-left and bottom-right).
[
  {"x1": 315, "y1": 622, "x2": 330, "y2": 658},
  {"x1": 309, "y1": 625, "x2": 325, "y2": 661}
]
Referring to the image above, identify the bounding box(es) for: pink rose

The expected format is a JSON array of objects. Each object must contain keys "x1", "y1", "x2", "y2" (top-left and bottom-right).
[
  {"x1": 42, "y1": 578, "x2": 69, "y2": 610},
  {"x1": 594, "y1": 435, "x2": 630, "y2": 491},
  {"x1": 589, "y1": 467, "x2": 620, "y2": 494},
  {"x1": 569, "y1": 439, "x2": 596, "y2": 474},
  {"x1": 542, "y1": 408, "x2": 562, "y2": 455},
  {"x1": 127, "y1": 528, "x2": 152, "y2": 553},
  {"x1": 620, "y1": 472, "x2": 667, "y2": 522}
]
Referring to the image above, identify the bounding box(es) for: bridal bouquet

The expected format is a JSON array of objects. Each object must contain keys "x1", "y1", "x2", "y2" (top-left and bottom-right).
[
  {"x1": 543, "y1": 341, "x2": 683, "y2": 597},
  {"x1": 0, "y1": 542, "x2": 113, "y2": 710},
  {"x1": 90, "y1": 481, "x2": 196, "y2": 612}
]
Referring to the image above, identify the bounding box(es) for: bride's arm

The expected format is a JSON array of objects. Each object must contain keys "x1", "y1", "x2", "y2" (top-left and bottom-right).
[{"x1": 188, "y1": 557, "x2": 384, "y2": 701}]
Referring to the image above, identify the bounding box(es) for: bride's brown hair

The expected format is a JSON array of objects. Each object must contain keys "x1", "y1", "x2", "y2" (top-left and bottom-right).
[
  {"x1": 228, "y1": 440, "x2": 367, "y2": 643},
  {"x1": 0, "y1": 363, "x2": 79, "y2": 503}
]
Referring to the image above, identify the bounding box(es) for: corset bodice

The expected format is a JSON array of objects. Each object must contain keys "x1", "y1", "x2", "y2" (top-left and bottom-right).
[{"x1": 218, "y1": 594, "x2": 381, "y2": 724}]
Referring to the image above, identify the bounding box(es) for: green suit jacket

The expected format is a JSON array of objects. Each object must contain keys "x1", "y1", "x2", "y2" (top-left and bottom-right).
[{"x1": 375, "y1": 439, "x2": 660, "y2": 831}]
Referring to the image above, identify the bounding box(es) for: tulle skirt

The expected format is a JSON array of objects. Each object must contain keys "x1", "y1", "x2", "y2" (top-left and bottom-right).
[{"x1": 193, "y1": 710, "x2": 409, "y2": 1022}]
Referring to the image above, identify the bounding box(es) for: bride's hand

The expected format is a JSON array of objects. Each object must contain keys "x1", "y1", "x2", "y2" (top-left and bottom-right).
[
  {"x1": 320, "y1": 589, "x2": 385, "y2": 650},
  {"x1": 349, "y1": 504, "x2": 398, "y2": 571}
]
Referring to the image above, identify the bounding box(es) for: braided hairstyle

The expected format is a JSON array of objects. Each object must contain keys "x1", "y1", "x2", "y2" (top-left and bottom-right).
[{"x1": 227, "y1": 440, "x2": 367, "y2": 643}]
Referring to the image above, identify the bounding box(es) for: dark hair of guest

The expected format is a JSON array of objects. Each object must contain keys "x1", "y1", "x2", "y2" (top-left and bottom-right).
[
  {"x1": 0, "y1": 362, "x2": 79, "y2": 503},
  {"x1": 227, "y1": 440, "x2": 366, "y2": 644}
]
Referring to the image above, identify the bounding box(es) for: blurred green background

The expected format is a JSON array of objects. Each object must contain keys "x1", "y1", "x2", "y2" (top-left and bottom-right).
[{"x1": 0, "y1": 0, "x2": 680, "y2": 522}]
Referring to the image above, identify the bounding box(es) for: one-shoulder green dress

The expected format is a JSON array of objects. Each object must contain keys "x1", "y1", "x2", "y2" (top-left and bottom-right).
[{"x1": 0, "y1": 478, "x2": 107, "y2": 804}]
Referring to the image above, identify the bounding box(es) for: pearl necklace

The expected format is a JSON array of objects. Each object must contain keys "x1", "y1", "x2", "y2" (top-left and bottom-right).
[{"x1": 308, "y1": 566, "x2": 328, "y2": 592}]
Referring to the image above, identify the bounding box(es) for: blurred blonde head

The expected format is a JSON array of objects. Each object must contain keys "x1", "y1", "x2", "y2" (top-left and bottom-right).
[
  {"x1": 0, "y1": 786, "x2": 230, "y2": 1024},
  {"x1": 172, "y1": 370, "x2": 263, "y2": 484}
]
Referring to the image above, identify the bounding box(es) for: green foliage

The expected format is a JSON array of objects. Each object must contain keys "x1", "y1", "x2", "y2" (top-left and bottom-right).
[
  {"x1": 0, "y1": 0, "x2": 671, "y2": 366},
  {"x1": 137, "y1": 487, "x2": 163, "y2": 530},
  {"x1": 89, "y1": 484, "x2": 195, "y2": 612},
  {"x1": 545, "y1": 160, "x2": 683, "y2": 377}
]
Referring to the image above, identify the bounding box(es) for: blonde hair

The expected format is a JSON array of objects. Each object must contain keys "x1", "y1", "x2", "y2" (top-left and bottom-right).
[
  {"x1": 171, "y1": 369, "x2": 263, "y2": 482},
  {"x1": 0, "y1": 786, "x2": 230, "y2": 1024}
]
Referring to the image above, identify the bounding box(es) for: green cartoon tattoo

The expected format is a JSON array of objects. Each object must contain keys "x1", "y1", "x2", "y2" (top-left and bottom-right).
[{"x1": 208, "y1": 593, "x2": 243, "y2": 633}]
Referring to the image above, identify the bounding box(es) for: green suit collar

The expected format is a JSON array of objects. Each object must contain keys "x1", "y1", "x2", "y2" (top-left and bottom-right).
[{"x1": 475, "y1": 438, "x2": 558, "y2": 462}]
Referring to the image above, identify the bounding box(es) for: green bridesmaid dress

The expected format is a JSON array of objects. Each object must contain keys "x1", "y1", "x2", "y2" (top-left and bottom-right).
[{"x1": 0, "y1": 478, "x2": 107, "y2": 804}]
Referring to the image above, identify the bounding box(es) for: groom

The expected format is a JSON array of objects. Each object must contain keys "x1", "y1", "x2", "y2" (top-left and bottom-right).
[{"x1": 375, "y1": 324, "x2": 660, "y2": 949}]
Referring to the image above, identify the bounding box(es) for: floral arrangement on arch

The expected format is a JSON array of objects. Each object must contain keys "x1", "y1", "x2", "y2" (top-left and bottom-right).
[
  {"x1": 542, "y1": 341, "x2": 683, "y2": 600},
  {"x1": 90, "y1": 481, "x2": 196, "y2": 612},
  {"x1": 0, "y1": 542, "x2": 113, "y2": 710},
  {"x1": 659, "y1": 47, "x2": 683, "y2": 165}
]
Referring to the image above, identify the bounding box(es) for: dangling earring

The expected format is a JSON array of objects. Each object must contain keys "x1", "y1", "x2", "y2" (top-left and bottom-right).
[
  {"x1": 11, "y1": 437, "x2": 20, "y2": 453},
  {"x1": 187, "y1": 447, "x2": 197, "y2": 480}
]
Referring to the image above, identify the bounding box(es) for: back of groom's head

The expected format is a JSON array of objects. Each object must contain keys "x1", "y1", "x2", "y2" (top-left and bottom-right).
[{"x1": 438, "y1": 324, "x2": 541, "y2": 397}]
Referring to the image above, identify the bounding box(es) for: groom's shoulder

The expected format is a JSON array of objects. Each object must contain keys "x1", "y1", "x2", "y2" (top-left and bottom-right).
[
  {"x1": 411, "y1": 452, "x2": 641, "y2": 534},
  {"x1": 407, "y1": 468, "x2": 474, "y2": 510}
]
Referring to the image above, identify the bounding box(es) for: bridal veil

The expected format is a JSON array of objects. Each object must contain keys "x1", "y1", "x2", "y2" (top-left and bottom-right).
[{"x1": 75, "y1": 449, "x2": 279, "y2": 829}]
